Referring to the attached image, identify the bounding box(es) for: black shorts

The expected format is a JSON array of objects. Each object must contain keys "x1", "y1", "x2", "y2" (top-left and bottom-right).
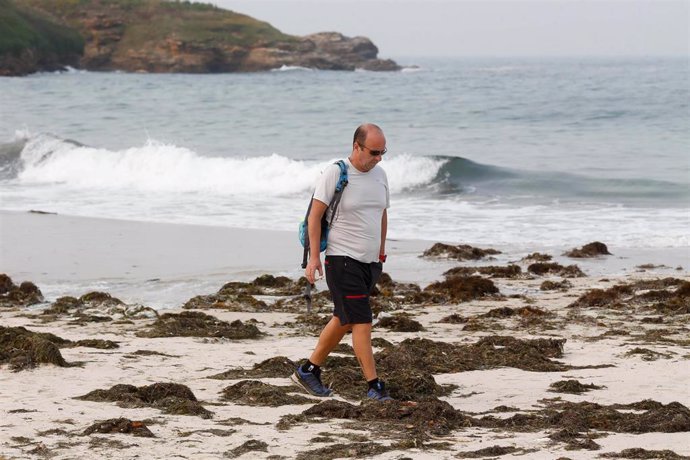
[{"x1": 325, "y1": 255, "x2": 383, "y2": 325}]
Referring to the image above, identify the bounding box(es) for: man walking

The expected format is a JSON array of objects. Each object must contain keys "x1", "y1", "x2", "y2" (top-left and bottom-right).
[{"x1": 292, "y1": 123, "x2": 392, "y2": 401}]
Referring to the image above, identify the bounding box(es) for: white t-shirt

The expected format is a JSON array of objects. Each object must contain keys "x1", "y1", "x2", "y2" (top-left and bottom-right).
[{"x1": 313, "y1": 158, "x2": 389, "y2": 263}]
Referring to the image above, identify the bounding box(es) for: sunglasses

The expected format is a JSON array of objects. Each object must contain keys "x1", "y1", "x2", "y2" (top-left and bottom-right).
[{"x1": 358, "y1": 142, "x2": 387, "y2": 157}]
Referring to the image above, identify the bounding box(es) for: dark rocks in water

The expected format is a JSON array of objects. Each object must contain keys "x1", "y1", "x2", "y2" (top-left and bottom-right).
[
  {"x1": 549, "y1": 380, "x2": 605, "y2": 394},
  {"x1": 83, "y1": 418, "x2": 154, "y2": 437},
  {"x1": 0, "y1": 275, "x2": 44, "y2": 308},
  {"x1": 0, "y1": 325, "x2": 69, "y2": 371},
  {"x1": 444, "y1": 265, "x2": 522, "y2": 279},
  {"x1": 137, "y1": 311, "x2": 262, "y2": 339},
  {"x1": 541, "y1": 279, "x2": 573, "y2": 291},
  {"x1": 599, "y1": 448, "x2": 690, "y2": 459},
  {"x1": 221, "y1": 380, "x2": 313, "y2": 406},
  {"x1": 76, "y1": 382, "x2": 213, "y2": 418},
  {"x1": 209, "y1": 356, "x2": 296, "y2": 379},
  {"x1": 376, "y1": 314, "x2": 425, "y2": 332},
  {"x1": 527, "y1": 263, "x2": 586, "y2": 278},
  {"x1": 226, "y1": 440, "x2": 269, "y2": 457},
  {"x1": 423, "y1": 276, "x2": 500, "y2": 303},
  {"x1": 422, "y1": 243, "x2": 501, "y2": 260},
  {"x1": 564, "y1": 241, "x2": 612, "y2": 258}
]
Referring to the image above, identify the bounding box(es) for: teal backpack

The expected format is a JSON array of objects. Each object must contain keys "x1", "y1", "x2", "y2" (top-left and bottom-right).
[{"x1": 300, "y1": 160, "x2": 349, "y2": 269}]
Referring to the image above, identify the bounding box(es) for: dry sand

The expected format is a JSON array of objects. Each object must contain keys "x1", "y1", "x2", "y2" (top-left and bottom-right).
[{"x1": 1, "y1": 211, "x2": 689, "y2": 459}]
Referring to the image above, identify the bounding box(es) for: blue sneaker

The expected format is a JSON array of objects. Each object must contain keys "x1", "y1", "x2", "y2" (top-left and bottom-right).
[
  {"x1": 291, "y1": 367, "x2": 333, "y2": 397},
  {"x1": 367, "y1": 381, "x2": 393, "y2": 401}
]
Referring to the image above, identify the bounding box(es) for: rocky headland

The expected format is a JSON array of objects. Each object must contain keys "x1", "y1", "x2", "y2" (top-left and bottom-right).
[{"x1": 0, "y1": 0, "x2": 399, "y2": 76}]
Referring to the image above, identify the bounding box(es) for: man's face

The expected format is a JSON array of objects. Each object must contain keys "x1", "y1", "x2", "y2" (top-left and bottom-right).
[{"x1": 354, "y1": 131, "x2": 386, "y2": 171}]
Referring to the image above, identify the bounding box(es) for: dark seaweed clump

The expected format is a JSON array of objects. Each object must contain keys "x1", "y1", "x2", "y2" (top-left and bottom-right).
[
  {"x1": 528, "y1": 263, "x2": 586, "y2": 277},
  {"x1": 314, "y1": 336, "x2": 570, "y2": 401},
  {"x1": 541, "y1": 279, "x2": 573, "y2": 291},
  {"x1": 295, "y1": 441, "x2": 395, "y2": 460},
  {"x1": 564, "y1": 241, "x2": 612, "y2": 258},
  {"x1": 137, "y1": 311, "x2": 262, "y2": 339},
  {"x1": 376, "y1": 314, "x2": 425, "y2": 332},
  {"x1": 209, "y1": 356, "x2": 296, "y2": 379},
  {"x1": 0, "y1": 325, "x2": 69, "y2": 371},
  {"x1": 375, "y1": 336, "x2": 567, "y2": 375},
  {"x1": 83, "y1": 418, "x2": 154, "y2": 437},
  {"x1": 183, "y1": 274, "x2": 309, "y2": 312},
  {"x1": 422, "y1": 275, "x2": 500, "y2": 302},
  {"x1": 76, "y1": 382, "x2": 213, "y2": 418},
  {"x1": 549, "y1": 380, "x2": 605, "y2": 394},
  {"x1": 443, "y1": 265, "x2": 522, "y2": 279},
  {"x1": 226, "y1": 440, "x2": 269, "y2": 457},
  {"x1": 569, "y1": 279, "x2": 690, "y2": 315},
  {"x1": 476, "y1": 399, "x2": 690, "y2": 434},
  {"x1": 291, "y1": 398, "x2": 474, "y2": 441},
  {"x1": 421, "y1": 243, "x2": 501, "y2": 260},
  {"x1": 522, "y1": 252, "x2": 553, "y2": 262},
  {"x1": 221, "y1": 380, "x2": 313, "y2": 406},
  {"x1": 599, "y1": 448, "x2": 690, "y2": 459},
  {"x1": 0, "y1": 274, "x2": 44, "y2": 308},
  {"x1": 456, "y1": 445, "x2": 528, "y2": 458}
]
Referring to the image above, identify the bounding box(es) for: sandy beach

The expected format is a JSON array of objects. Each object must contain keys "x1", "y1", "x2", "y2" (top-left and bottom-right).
[{"x1": 1, "y1": 211, "x2": 689, "y2": 459}]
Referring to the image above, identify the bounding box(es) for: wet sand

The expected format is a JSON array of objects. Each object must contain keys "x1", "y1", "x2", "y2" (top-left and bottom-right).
[{"x1": 1, "y1": 211, "x2": 689, "y2": 459}]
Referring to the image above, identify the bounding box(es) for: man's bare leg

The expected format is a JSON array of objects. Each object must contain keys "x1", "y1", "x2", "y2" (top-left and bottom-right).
[
  {"x1": 309, "y1": 316, "x2": 351, "y2": 365},
  {"x1": 351, "y1": 323, "x2": 376, "y2": 381}
]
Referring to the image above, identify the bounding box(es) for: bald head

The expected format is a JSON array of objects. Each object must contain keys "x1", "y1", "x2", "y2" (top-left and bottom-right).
[
  {"x1": 353, "y1": 123, "x2": 384, "y2": 147},
  {"x1": 350, "y1": 123, "x2": 386, "y2": 172}
]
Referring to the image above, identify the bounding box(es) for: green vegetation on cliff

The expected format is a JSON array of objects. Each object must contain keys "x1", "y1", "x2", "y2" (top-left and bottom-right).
[
  {"x1": 2, "y1": 0, "x2": 395, "y2": 75},
  {"x1": 0, "y1": 0, "x2": 83, "y2": 57},
  {"x1": 23, "y1": 0, "x2": 295, "y2": 48}
]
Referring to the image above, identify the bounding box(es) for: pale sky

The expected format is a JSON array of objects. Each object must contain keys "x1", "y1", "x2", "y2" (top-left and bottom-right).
[{"x1": 209, "y1": 0, "x2": 689, "y2": 58}]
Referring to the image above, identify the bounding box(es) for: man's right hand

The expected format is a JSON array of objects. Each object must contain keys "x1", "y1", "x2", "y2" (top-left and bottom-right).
[{"x1": 305, "y1": 257, "x2": 323, "y2": 284}]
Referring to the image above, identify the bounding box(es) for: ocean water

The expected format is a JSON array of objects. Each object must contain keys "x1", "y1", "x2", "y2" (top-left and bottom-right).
[{"x1": 1, "y1": 57, "x2": 688, "y2": 249}]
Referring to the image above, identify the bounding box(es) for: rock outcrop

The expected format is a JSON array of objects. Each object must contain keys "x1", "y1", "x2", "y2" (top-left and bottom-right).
[
  {"x1": 2, "y1": 0, "x2": 399, "y2": 75},
  {"x1": 0, "y1": 0, "x2": 83, "y2": 76}
]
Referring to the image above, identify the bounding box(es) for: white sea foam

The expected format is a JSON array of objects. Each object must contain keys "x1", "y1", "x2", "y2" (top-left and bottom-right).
[
  {"x1": 15, "y1": 134, "x2": 447, "y2": 196},
  {"x1": 271, "y1": 65, "x2": 313, "y2": 72}
]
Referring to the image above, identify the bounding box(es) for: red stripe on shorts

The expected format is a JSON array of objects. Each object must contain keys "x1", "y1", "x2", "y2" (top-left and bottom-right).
[{"x1": 344, "y1": 294, "x2": 368, "y2": 299}]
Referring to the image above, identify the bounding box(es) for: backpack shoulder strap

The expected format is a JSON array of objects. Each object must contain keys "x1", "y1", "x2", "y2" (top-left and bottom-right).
[
  {"x1": 327, "y1": 160, "x2": 348, "y2": 228},
  {"x1": 301, "y1": 160, "x2": 349, "y2": 269}
]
